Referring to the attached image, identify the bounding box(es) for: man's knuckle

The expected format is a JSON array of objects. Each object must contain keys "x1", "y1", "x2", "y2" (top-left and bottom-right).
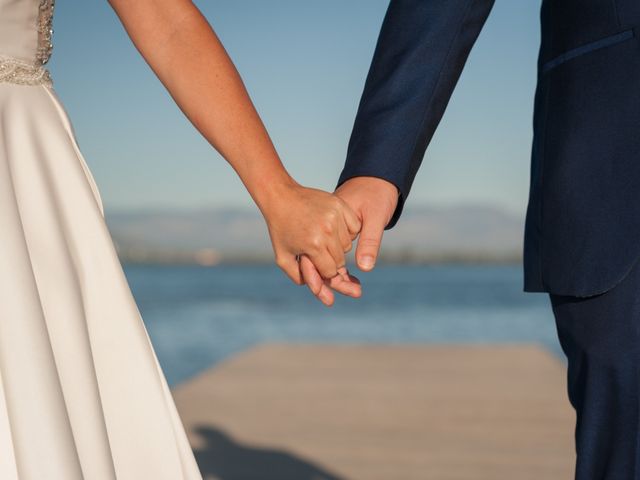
[{"x1": 359, "y1": 237, "x2": 380, "y2": 247}]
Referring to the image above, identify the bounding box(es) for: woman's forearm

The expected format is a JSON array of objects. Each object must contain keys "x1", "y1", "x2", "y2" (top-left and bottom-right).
[
  {"x1": 107, "y1": 0, "x2": 362, "y2": 297},
  {"x1": 108, "y1": 0, "x2": 295, "y2": 214}
]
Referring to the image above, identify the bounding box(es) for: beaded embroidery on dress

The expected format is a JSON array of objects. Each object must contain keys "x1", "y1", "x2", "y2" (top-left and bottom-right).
[
  {"x1": 0, "y1": 1, "x2": 203, "y2": 479},
  {"x1": 35, "y1": 0, "x2": 55, "y2": 65},
  {"x1": 0, "y1": 56, "x2": 51, "y2": 86},
  {"x1": 0, "y1": 0, "x2": 54, "y2": 85}
]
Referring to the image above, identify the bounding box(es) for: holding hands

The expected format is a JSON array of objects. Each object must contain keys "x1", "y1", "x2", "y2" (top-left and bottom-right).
[
  {"x1": 262, "y1": 182, "x2": 363, "y2": 305},
  {"x1": 109, "y1": 0, "x2": 398, "y2": 306},
  {"x1": 266, "y1": 176, "x2": 399, "y2": 306}
]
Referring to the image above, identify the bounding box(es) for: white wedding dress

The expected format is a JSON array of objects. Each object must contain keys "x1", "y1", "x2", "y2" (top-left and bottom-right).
[{"x1": 0, "y1": 1, "x2": 203, "y2": 478}]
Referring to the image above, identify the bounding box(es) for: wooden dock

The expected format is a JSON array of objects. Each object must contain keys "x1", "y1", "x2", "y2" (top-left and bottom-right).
[{"x1": 172, "y1": 344, "x2": 575, "y2": 480}]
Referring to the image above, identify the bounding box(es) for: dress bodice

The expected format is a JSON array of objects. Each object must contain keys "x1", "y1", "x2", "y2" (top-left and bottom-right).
[{"x1": 0, "y1": 0, "x2": 55, "y2": 86}]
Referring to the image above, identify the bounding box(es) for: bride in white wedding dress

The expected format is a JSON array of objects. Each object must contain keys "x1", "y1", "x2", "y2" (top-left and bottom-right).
[{"x1": 0, "y1": 0, "x2": 362, "y2": 478}]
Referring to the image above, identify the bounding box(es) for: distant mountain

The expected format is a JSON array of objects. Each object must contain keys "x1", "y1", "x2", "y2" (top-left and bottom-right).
[
  {"x1": 380, "y1": 205, "x2": 524, "y2": 262},
  {"x1": 105, "y1": 204, "x2": 524, "y2": 264}
]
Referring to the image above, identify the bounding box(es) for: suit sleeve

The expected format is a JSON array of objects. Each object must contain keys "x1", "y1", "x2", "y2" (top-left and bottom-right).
[{"x1": 337, "y1": 0, "x2": 495, "y2": 228}]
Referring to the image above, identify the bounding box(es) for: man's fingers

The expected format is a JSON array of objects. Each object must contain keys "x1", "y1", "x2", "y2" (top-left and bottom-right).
[
  {"x1": 356, "y1": 211, "x2": 386, "y2": 272},
  {"x1": 339, "y1": 198, "x2": 362, "y2": 236},
  {"x1": 327, "y1": 238, "x2": 347, "y2": 272},
  {"x1": 337, "y1": 220, "x2": 354, "y2": 253}
]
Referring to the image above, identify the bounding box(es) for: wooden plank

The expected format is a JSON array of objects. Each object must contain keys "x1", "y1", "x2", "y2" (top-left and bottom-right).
[{"x1": 173, "y1": 344, "x2": 575, "y2": 480}]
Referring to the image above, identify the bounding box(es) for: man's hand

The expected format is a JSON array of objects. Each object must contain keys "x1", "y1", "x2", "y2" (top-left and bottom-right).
[
  {"x1": 298, "y1": 177, "x2": 398, "y2": 306},
  {"x1": 335, "y1": 176, "x2": 399, "y2": 272}
]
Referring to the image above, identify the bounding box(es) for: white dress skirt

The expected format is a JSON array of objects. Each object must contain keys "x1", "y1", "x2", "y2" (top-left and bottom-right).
[{"x1": 0, "y1": 81, "x2": 203, "y2": 478}]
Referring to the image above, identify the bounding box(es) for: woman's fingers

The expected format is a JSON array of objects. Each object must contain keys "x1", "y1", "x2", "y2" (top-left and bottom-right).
[
  {"x1": 267, "y1": 187, "x2": 364, "y2": 298},
  {"x1": 317, "y1": 284, "x2": 335, "y2": 306},
  {"x1": 336, "y1": 266, "x2": 361, "y2": 286},
  {"x1": 307, "y1": 248, "x2": 339, "y2": 279},
  {"x1": 275, "y1": 254, "x2": 303, "y2": 285},
  {"x1": 299, "y1": 255, "x2": 323, "y2": 295},
  {"x1": 300, "y1": 256, "x2": 361, "y2": 304},
  {"x1": 327, "y1": 268, "x2": 362, "y2": 298},
  {"x1": 300, "y1": 255, "x2": 334, "y2": 306}
]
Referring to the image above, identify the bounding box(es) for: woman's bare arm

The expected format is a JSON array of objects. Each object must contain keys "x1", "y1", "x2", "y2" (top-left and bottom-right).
[
  {"x1": 108, "y1": 0, "x2": 288, "y2": 210},
  {"x1": 107, "y1": 0, "x2": 361, "y2": 303}
]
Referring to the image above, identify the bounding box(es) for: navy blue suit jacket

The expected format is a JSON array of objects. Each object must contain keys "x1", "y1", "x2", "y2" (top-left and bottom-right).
[{"x1": 338, "y1": 0, "x2": 640, "y2": 297}]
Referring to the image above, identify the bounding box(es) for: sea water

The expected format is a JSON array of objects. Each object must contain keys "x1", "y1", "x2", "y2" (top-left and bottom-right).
[{"x1": 124, "y1": 264, "x2": 559, "y2": 386}]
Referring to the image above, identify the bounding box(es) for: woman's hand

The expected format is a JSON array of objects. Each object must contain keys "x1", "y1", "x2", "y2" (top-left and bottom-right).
[
  {"x1": 108, "y1": 0, "x2": 364, "y2": 305},
  {"x1": 262, "y1": 182, "x2": 362, "y2": 302}
]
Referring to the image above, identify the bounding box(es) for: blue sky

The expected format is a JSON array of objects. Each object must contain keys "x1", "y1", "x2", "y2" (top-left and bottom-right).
[{"x1": 50, "y1": 1, "x2": 541, "y2": 216}]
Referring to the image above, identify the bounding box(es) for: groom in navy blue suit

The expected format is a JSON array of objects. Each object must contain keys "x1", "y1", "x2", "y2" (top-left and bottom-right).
[{"x1": 331, "y1": 1, "x2": 640, "y2": 477}]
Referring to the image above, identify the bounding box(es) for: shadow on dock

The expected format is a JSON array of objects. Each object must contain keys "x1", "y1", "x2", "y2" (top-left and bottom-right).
[{"x1": 192, "y1": 425, "x2": 345, "y2": 480}]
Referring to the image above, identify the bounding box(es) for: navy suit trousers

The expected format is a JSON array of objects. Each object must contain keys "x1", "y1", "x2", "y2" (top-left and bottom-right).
[{"x1": 551, "y1": 260, "x2": 640, "y2": 479}]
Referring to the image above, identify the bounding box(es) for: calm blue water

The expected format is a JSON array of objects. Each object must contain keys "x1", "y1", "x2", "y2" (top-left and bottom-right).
[{"x1": 123, "y1": 264, "x2": 561, "y2": 386}]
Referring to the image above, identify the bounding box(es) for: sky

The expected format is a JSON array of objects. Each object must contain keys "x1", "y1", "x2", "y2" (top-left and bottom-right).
[{"x1": 49, "y1": 1, "x2": 541, "y2": 217}]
